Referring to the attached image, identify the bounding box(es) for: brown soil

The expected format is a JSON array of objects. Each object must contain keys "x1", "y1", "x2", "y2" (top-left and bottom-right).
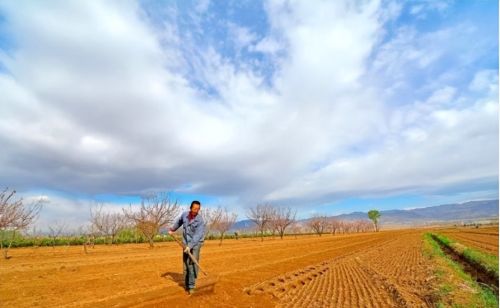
[
  {"x1": 1, "y1": 230, "x2": 439, "y2": 307},
  {"x1": 246, "y1": 230, "x2": 436, "y2": 307},
  {"x1": 438, "y1": 227, "x2": 499, "y2": 256}
]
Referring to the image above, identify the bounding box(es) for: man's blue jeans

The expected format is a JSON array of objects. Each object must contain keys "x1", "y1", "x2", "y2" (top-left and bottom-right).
[{"x1": 183, "y1": 246, "x2": 201, "y2": 290}]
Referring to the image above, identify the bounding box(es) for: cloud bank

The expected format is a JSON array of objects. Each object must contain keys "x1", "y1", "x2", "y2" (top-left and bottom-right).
[{"x1": 0, "y1": 1, "x2": 497, "y2": 226}]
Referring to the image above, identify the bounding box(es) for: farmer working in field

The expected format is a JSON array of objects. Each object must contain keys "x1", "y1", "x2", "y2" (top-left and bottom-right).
[{"x1": 168, "y1": 200, "x2": 205, "y2": 295}]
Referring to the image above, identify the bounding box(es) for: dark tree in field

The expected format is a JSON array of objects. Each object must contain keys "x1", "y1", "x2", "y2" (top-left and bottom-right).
[{"x1": 368, "y1": 210, "x2": 381, "y2": 232}]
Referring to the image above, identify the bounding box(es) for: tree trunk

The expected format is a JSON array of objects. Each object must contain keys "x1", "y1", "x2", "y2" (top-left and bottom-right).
[
  {"x1": 0, "y1": 233, "x2": 4, "y2": 258},
  {"x1": 4, "y1": 230, "x2": 15, "y2": 259}
]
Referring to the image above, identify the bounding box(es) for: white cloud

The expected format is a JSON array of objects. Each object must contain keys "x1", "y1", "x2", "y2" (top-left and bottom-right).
[
  {"x1": 265, "y1": 86, "x2": 498, "y2": 204},
  {"x1": 469, "y1": 69, "x2": 498, "y2": 93},
  {"x1": 228, "y1": 23, "x2": 258, "y2": 51},
  {"x1": 427, "y1": 86, "x2": 456, "y2": 105},
  {"x1": 0, "y1": 0, "x2": 497, "y2": 224},
  {"x1": 252, "y1": 37, "x2": 283, "y2": 54},
  {"x1": 409, "y1": 0, "x2": 453, "y2": 19}
]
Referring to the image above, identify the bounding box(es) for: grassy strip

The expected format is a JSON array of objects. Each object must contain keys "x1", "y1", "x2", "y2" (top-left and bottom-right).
[
  {"x1": 423, "y1": 233, "x2": 498, "y2": 307},
  {"x1": 433, "y1": 233, "x2": 499, "y2": 280},
  {"x1": 1, "y1": 230, "x2": 319, "y2": 248}
]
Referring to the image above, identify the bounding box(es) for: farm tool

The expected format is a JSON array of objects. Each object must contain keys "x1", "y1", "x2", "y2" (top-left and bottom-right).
[{"x1": 169, "y1": 234, "x2": 218, "y2": 293}]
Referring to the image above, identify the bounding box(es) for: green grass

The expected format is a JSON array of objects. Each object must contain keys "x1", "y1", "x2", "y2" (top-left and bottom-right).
[
  {"x1": 423, "y1": 233, "x2": 498, "y2": 308},
  {"x1": 1, "y1": 229, "x2": 315, "y2": 248},
  {"x1": 462, "y1": 247, "x2": 499, "y2": 280},
  {"x1": 433, "y1": 233, "x2": 499, "y2": 280}
]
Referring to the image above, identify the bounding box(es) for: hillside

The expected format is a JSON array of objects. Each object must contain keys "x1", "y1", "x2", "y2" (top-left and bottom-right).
[{"x1": 231, "y1": 200, "x2": 499, "y2": 230}]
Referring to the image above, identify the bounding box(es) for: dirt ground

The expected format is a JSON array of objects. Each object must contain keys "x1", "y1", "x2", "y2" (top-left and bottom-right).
[
  {"x1": 0, "y1": 228, "x2": 483, "y2": 307},
  {"x1": 437, "y1": 226, "x2": 498, "y2": 256}
]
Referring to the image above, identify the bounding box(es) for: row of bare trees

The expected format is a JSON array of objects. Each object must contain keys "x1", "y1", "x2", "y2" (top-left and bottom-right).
[
  {"x1": 245, "y1": 208, "x2": 375, "y2": 240},
  {"x1": 90, "y1": 199, "x2": 241, "y2": 248},
  {"x1": 1, "y1": 187, "x2": 379, "y2": 258},
  {"x1": 88, "y1": 196, "x2": 242, "y2": 248},
  {"x1": 87, "y1": 194, "x2": 180, "y2": 249},
  {"x1": 246, "y1": 204, "x2": 297, "y2": 241},
  {"x1": 202, "y1": 207, "x2": 238, "y2": 246},
  {"x1": 307, "y1": 215, "x2": 375, "y2": 236}
]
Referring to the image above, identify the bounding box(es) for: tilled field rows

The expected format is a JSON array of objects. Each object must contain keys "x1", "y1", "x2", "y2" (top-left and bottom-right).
[
  {"x1": 245, "y1": 231, "x2": 435, "y2": 307},
  {"x1": 1, "y1": 231, "x2": 406, "y2": 308},
  {"x1": 1, "y1": 229, "x2": 448, "y2": 308},
  {"x1": 438, "y1": 227, "x2": 498, "y2": 256}
]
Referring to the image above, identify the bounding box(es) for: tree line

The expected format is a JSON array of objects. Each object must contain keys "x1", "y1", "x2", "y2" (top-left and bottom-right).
[{"x1": 0, "y1": 188, "x2": 381, "y2": 259}]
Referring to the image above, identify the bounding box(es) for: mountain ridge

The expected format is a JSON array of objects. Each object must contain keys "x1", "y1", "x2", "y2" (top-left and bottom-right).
[{"x1": 231, "y1": 199, "x2": 498, "y2": 230}]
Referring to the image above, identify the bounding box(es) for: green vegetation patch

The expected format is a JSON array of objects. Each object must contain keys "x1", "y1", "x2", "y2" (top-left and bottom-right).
[
  {"x1": 433, "y1": 233, "x2": 499, "y2": 280},
  {"x1": 423, "y1": 233, "x2": 498, "y2": 308}
]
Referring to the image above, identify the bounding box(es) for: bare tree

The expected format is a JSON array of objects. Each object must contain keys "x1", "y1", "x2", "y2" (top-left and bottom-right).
[
  {"x1": 270, "y1": 206, "x2": 296, "y2": 239},
  {"x1": 361, "y1": 220, "x2": 374, "y2": 232},
  {"x1": 339, "y1": 220, "x2": 351, "y2": 234},
  {"x1": 354, "y1": 220, "x2": 363, "y2": 233},
  {"x1": 352, "y1": 220, "x2": 373, "y2": 233},
  {"x1": 268, "y1": 208, "x2": 279, "y2": 239},
  {"x1": 329, "y1": 218, "x2": 341, "y2": 235},
  {"x1": 307, "y1": 215, "x2": 328, "y2": 236},
  {"x1": 77, "y1": 225, "x2": 89, "y2": 254},
  {"x1": 212, "y1": 207, "x2": 237, "y2": 246},
  {"x1": 290, "y1": 223, "x2": 303, "y2": 239},
  {"x1": 48, "y1": 221, "x2": 66, "y2": 249},
  {"x1": 201, "y1": 207, "x2": 222, "y2": 238},
  {"x1": 246, "y1": 204, "x2": 273, "y2": 242},
  {"x1": 27, "y1": 226, "x2": 43, "y2": 249},
  {"x1": 123, "y1": 194, "x2": 179, "y2": 248},
  {"x1": 342, "y1": 221, "x2": 355, "y2": 233},
  {"x1": 0, "y1": 188, "x2": 42, "y2": 259},
  {"x1": 90, "y1": 204, "x2": 126, "y2": 244}
]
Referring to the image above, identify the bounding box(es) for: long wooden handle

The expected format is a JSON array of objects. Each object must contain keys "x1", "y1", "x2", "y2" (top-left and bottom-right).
[{"x1": 170, "y1": 234, "x2": 208, "y2": 276}]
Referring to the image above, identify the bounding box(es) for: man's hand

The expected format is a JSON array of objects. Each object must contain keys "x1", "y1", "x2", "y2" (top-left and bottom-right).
[
  {"x1": 168, "y1": 230, "x2": 174, "y2": 235},
  {"x1": 184, "y1": 246, "x2": 191, "y2": 253}
]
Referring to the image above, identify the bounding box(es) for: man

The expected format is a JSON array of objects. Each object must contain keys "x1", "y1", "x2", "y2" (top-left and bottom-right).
[{"x1": 169, "y1": 200, "x2": 205, "y2": 295}]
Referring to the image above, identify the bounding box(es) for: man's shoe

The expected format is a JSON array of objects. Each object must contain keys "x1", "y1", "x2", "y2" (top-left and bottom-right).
[{"x1": 188, "y1": 289, "x2": 195, "y2": 295}]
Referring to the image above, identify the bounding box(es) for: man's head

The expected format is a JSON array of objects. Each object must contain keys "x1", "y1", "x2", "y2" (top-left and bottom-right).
[{"x1": 190, "y1": 200, "x2": 201, "y2": 216}]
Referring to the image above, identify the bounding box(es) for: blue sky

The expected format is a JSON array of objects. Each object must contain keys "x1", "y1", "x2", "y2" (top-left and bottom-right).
[{"x1": 0, "y1": 0, "x2": 497, "y2": 230}]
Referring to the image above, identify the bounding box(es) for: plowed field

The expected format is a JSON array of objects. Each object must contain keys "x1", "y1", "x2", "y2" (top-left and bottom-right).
[
  {"x1": 438, "y1": 227, "x2": 498, "y2": 256},
  {"x1": 1, "y1": 230, "x2": 439, "y2": 307}
]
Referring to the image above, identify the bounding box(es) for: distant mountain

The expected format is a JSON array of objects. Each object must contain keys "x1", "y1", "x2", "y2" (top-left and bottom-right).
[
  {"x1": 408, "y1": 200, "x2": 498, "y2": 220},
  {"x1": 230, "y1": 200, "x2": 499, "y2": 230},
  {"x1": 376, "y1": 200, "x2": 498, "y2": 225},
  {"x1": 325, "y1": 199, "x2": 498, "y2": 226},
  {"x1": 231, "y1": 219, "x2": 254, "y2": 230}
]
